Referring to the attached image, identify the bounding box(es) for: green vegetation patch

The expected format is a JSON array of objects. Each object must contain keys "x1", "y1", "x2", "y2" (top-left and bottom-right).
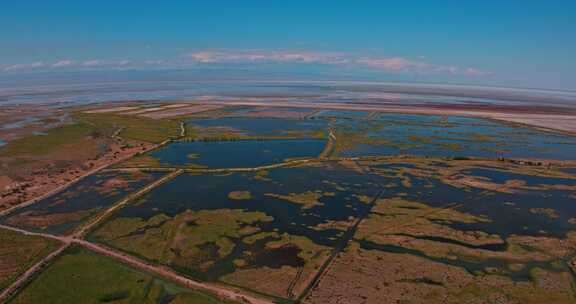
[
  {"x1": 265, "y1": 190, "x2": 326, "y2": 209},
  {"x1": 0, "y1": 228, "x2": 60, "y2": 291},
  {"x1": 92, "y1": 209, "x2": 273, "y2": 271},
  {"x1": 228, "y1": 191, "x2": 252, "y2": 200},
  {"x1": 221, "y1": 233, "x2": 331, "y2": 299},
  {"x1": 76, "y1": 112, "x2": 180, "y2": 143},
  {"x1": 8, "y1": 246, "x2": 236, "y2": 304},
  {"x1": 114, "y1": 154, "x2": 162, "y2": 168},
  {"x1": 0, "y1": 122, "x2": 98, "y2": 157}
]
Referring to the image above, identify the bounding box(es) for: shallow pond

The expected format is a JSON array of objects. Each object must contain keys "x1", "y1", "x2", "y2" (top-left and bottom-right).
[
  {"x1": 464, "y1": 168, "x2": 576, "y2": 186},
  {"x1": 148, "y1": 139, "x2": 326, "y2": 168},
  {"x1": 91, "y1": 164, "x2": 385, "y2": 281},
  {"x1": 85, "y1": 160, "x2": 576, "y2": 293},
  {"x1": 187, "y1": 117, "x2": 328, "y2": 137},
  {"x1": 561, "y1": 167, "x2": 576, "y2": 175},
  {"x1": 366, "y1": 163, "x2": 576, "y2": 238},
  {"x1": 336, "y1": 113, "x2": 576, "y2": 160},
  {"x1": 0, "y1": 171, "x2": 164, "y2": 235},
  {"x1": 312, "y1": 110, "x2": 369, "y2": 119}
]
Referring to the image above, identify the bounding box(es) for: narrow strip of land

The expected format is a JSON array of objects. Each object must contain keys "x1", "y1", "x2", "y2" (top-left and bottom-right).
[
  {"x1": 0, "y1": 224, "x2": 71, "y2": 302},
  {"x1": 0, "y1": 222, "x2": 273, "y2": 304},
  {"x1": 0, "y1": 138, "x2": 170, "y2": 218},
  {"x1": 297, "y1": 187, "x2": 385, "y2": 302},
  {"x1": 0, "y1": 167, "x2": 273, "y2": 304},
  {"x1": 319, "y1": 128, "x2": 336, "y2": 159},
  {"x1": 0, "y1": 161, "x2": 120, "y2": 217},
  {"x1": 75, "y1": 240, "x2": 272, "y2": 304},
  {"x1": 72, "y1": 169, "x2": 184, "y2": 237}
]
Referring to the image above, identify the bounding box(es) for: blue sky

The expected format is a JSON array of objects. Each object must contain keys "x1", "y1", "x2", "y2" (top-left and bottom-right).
[{"x1": 1, "y1": 1, "x2": 575, "y2": 90}]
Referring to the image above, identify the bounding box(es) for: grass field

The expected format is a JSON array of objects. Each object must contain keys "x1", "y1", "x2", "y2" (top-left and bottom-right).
[
  {"x1": 0, "y1": 228, "x2": 60, "y2": 292},
  {"x1": 8, "y1": 246, "x2": 237, "y2": 304},
  {"x1": 76, "y1": 112, "x2": 180, "y2": 143},
  {"x1": 0, "y1": 111, "x2": 180, "y2": 158},
  {"x1": 0, "y1": 122, "x2": 100, "y2": 157}
]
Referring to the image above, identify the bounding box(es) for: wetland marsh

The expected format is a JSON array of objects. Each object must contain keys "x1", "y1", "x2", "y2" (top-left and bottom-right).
[{"x1": 2, "y1": 104, "x2": 576, "y2": 304}]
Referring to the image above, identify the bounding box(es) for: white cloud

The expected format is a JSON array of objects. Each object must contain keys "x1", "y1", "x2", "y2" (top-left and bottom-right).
[
  {"x1": 356, "y1": 57, "x2": 427, "y2": 72},
  {"x1": 463, "y1": 67, "x2": 492, "y2": 77},
  {"x1": 3, "y1": 61, "x2": 45, "y2": 71},
  {"x1": 82, "y1": 60, "x2": 103, "y2": 67},
  {"x1": 1, "y1": 50, "x2": 491, "y2": 77},
  {"x1": 117, "y1": 60, "x2": 132, "y2": 66},
  {"x1": 52, "y1": 60, "x2": 75, "y2": 68},
  {"x1": 186, "y1": 50, "x2": 347, "y2": 65},
  {"x1": 185, "y1": 50, "x2": 490, "y2": 76},
  {"x1": 355, "y1": 57, "x2": 490, "y2": 76}
]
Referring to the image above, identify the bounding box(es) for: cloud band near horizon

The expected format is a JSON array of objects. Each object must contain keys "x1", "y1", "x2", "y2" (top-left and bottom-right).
[{"x1": 0, "y1": 49, "x2": 491, "y2": 77}]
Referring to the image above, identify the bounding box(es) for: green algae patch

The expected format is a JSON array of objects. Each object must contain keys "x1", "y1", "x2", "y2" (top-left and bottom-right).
[{"x1": 265, "y1": 190, "x2": 324, "y2": 209}]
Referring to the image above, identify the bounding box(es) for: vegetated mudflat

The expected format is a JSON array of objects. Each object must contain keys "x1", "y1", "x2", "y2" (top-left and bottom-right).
[
  {"x1": 332, "y1": 113, "x2": 576, "y2": 159},
  {"x1": 89, "y1": 163, "x2": 381, "y2": 299},
  {"x1": 113, "y1": 109, "x2": 576, "y2": 170},
  {"x1": 7, "y1": 246, "x2": 237, "y2": 304},
  {"x1": 187, "y1": 117, "x2": 327, "y2": 138},
  {"x1": 3, "y1": 103, "x2": 576, "y2": 303},
  {"x1": 0, "y1": 108, "x2": 179, "y2": 212},
  {"x1": 0, "y1": 171, "x2": 165, "y2": 235},
  {"x1": 303, "y1": 158, "x2": 576, "y2": 304},
  {"x1": 89, "y1": 155, "x2": 576, "y2": 302},
  {"x1": 0, "y1": 228, "x2": 61, "y2": 292},
  {"x1": 312, "y1": 110, "x2": 370, "y2": 119}
]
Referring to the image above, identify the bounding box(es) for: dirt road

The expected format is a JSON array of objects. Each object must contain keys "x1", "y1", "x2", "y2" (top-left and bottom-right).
[
  {"x1": 72, "y1": 169, "x2": 184, "y2": 237},
  {"x1": 0, "y1": 222, "x2": 272, "y2": 304},
  {"x1": 76, "y1": 240, "x2": 272, "y2": 304}
]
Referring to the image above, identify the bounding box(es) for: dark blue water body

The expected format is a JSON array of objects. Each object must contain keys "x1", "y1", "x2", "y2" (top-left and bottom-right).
[
  {"x1": 96, "y1": 164, "x2": 388, "y2": 280},
  {"x1": 561, "y1": 167, "x2": 576, "y2": 175},
  {"x1": 85, "y1": 160, "x2": 576, "y2": 283},
  {"x1": 450, "y1": 189, "x2": 576, "y2": 238},
  {"x1": 371, "y1": 167, "x2": 576, "y2": 238},
  {"x1": 237, "y1": 107, "x2": 315, "y2": 115},
  {"x1": 187, "y1": 117, "x2": 328, "y2": 137},
  {"x1": 111, "y1": 164, "x2": 384, "y2": 248},
  {"x1": 338, "y1": 113, "x2": 576, "y2": 160},
  {"x1": 464, "y1": 168, "x2": 576, "y2": 186},
  {"x1": 389, "y1": 234, "x2": 508, "y2": 251},
  {"x1": 357, "y1": 240, "x2": 557, "y2": 282},
  {"x1": 312, "y1": 110, "x2": 369, "y2": 119},
  {"x1": 149, "y1": 139, "x2": 326, "y2": 168},
  {"x1": 0, "y1": 171, "x2": 164, "y2": 235}
]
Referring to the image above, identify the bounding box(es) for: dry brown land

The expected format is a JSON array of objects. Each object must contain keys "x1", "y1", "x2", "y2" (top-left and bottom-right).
[
  {"x1": 304, "y1": 242, "x2": 576, "y2": 304},
  {"x1": 83, "y1": 106, "x2": 141, "y2": 114},
  {"x1": 139, "y1": 104, "x2": 223, "y2": 119},
  {"x1": 0, "y1": 139, "x2": 154, "y2": 213}
]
